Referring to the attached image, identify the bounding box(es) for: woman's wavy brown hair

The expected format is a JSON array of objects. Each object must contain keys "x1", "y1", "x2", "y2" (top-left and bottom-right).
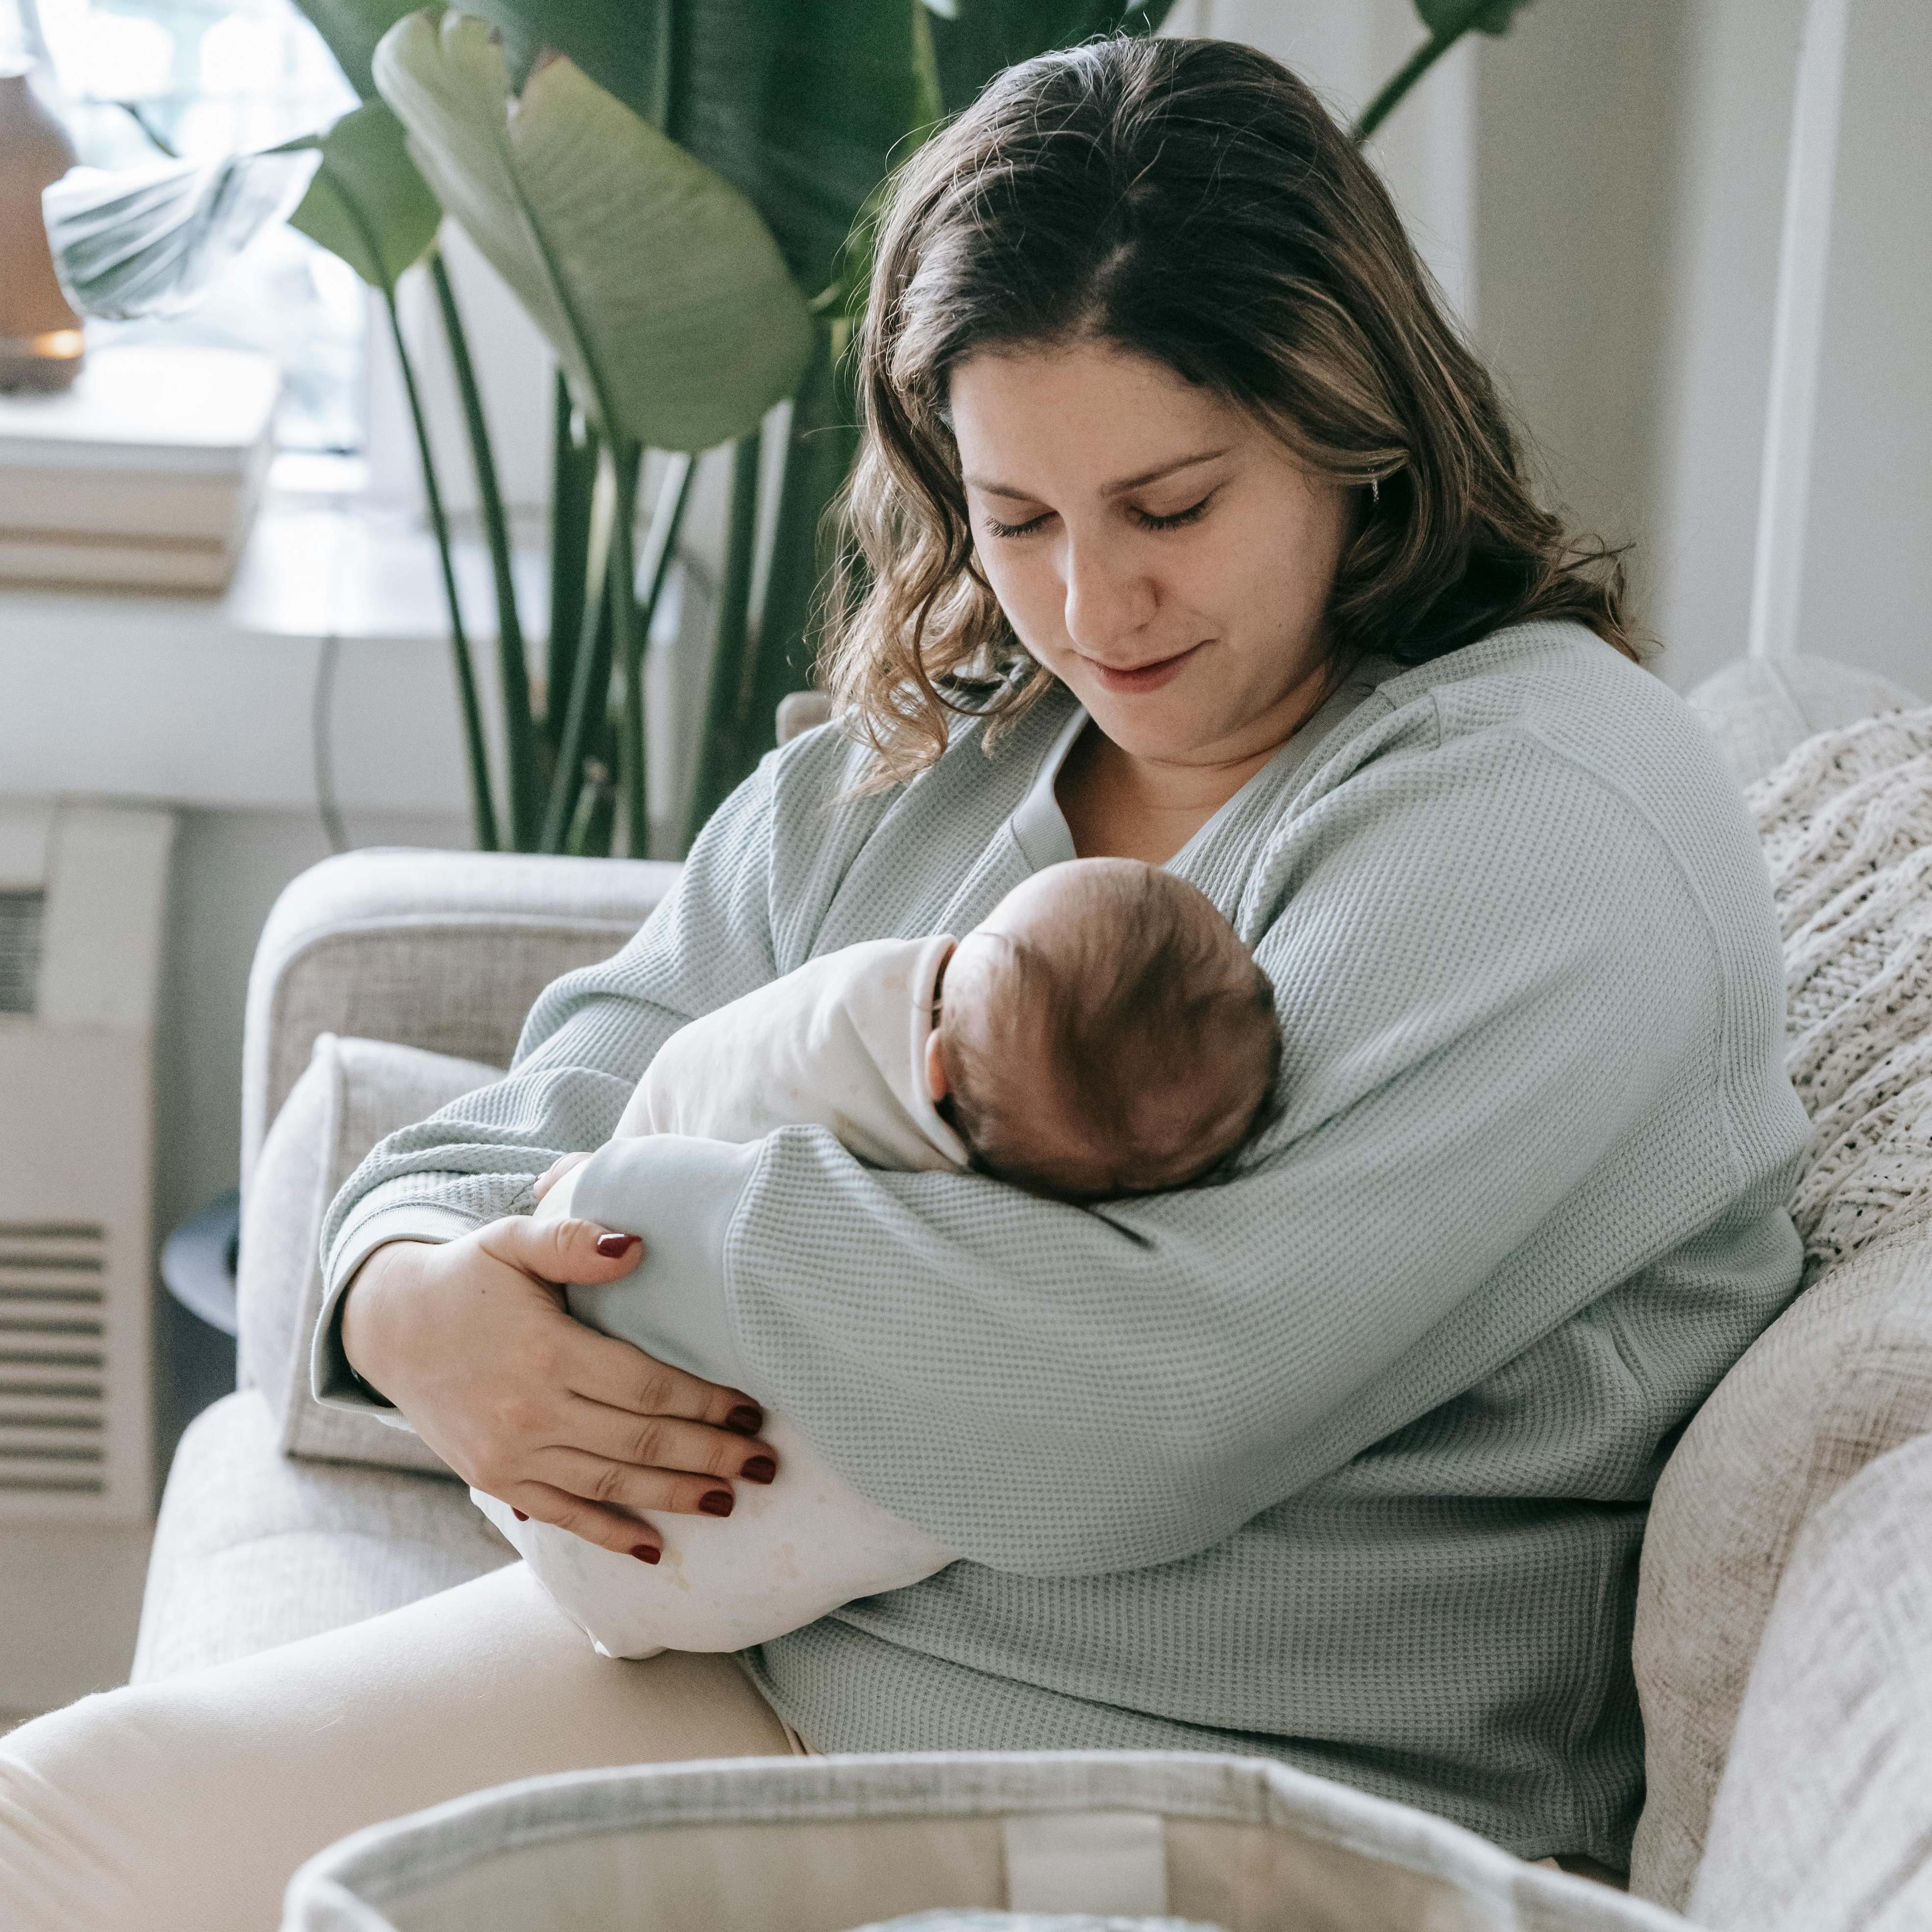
[{"x1": 820, "y1": 34, "x2": 1637, "y2": 787}]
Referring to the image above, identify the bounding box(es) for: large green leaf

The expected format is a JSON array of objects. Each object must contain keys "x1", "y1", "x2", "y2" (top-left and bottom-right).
[
  {"x1": 374, "y1": 10, "x2": 814, "y2": 453},
  {"x1": 925, "y1": 0, "x2": 1180, "y2": 117},
  {"x1": 285, "y1": 100, "x2": 440, "y2": 294},
  {"x1": 451, "y1": 0, "x2": 927, "y2": 299},
  {"x1": 294, "y1": 0, "x2": 425, "y2": 100}
]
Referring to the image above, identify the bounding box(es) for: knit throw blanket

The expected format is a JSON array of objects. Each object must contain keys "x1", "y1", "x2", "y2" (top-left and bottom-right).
[{"x1": 1753, "y1": 706, "x2": 1932, "y2": 1274}]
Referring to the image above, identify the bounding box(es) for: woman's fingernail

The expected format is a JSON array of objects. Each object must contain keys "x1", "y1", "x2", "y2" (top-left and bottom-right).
[
  {"x1": 724, "y1": 1404, "x2": 763, "y2": 1436},
  {"x1": 632, "y1": 1544, "x2": 660, "y2": 1564},
  {"x1": 699, "y1": 1490, "x2": 735, "y2": 1517},
  {"x1": 741, "y1": 1455, "x2": 776, "y2": 1484},
  {"x1": 512, "y1": 1509, "x2": 528, "y2": 1522},
  {"x1": 594, "y1": 1233, "x2": 639, "y2": 1258}
]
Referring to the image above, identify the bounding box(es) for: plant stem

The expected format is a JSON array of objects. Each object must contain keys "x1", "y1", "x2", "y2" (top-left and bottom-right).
[
  {"x1": 611, "y1": 451, "x2": 698, "y2": 857},
  {"x1": 687, "y1": 430, "x2": 766, "y2": 849},
  {"x1": 540, "y1": 447, "x2": 694, "y2": 850},
  {"x1": 428, "y1": 248, "x2": 537, "y2": 849},
  {"x1": 383, "y1": 290, "x2": 498, "y2": 852},
  {"x1": 610, "y1": 453, "x2": 646, "y2": 856},
  {"x1": 747, "y1": 324, "x2": 855, "y2": 751},
  {"x1": 545, "y1": 373, "x2": 596, "y2": 756},
  {"x1": 652, "y1": 0, "x2": 680, "y2": 139},
  {"x1": 636, "y1": 453, "x2": 696, "y2": 629},
  {"x1": 541, "y1": 444, "x2": 622, "y2": 849},
  {"x1": 1352, "y1": 33, "x2": 1457, "y2": 145},
  {"x1": 564, "y1": 763, "x2": 603, "y2": 855}
]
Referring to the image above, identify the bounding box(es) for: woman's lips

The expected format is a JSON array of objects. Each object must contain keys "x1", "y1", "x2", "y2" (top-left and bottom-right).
[{"x1": 1082, "y1": 639, "x2": 1208, "y2": 694}]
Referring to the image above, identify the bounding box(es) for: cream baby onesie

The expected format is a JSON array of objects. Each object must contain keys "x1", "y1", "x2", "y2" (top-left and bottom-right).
[{"x1": 471, "y1": 936, "x2": 964, "y2": 1659}]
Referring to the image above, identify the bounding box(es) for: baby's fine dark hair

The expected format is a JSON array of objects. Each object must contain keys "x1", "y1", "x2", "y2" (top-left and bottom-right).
[{"x1": 942, "y1": 864, "x2": 1283, "y2": 1200}]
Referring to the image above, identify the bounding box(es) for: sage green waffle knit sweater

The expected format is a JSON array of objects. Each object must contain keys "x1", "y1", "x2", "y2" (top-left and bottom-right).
[{"x1": 319, "y1": 622, "x2": 1808, "y2": 1865}]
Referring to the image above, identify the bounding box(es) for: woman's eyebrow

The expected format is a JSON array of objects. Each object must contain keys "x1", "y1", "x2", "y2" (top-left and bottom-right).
[{"x1": 963, "y1": 446, "x2": 1231, "y2": 501}]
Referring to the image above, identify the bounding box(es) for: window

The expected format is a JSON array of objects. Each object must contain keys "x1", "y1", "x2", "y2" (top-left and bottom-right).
[{"x1": 20, "y1": 0, "x2": 364, "y2": 453}]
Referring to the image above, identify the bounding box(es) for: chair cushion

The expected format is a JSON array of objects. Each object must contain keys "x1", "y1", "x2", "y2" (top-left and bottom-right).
[
  {"x1": 237, "y1": 1032, "x2": 504, "y2": 1478},
  {"x1": 1630, "y1": 707, "x2": 1932, "y2": 1907},
  {"x1": 132, "y1": 1390, "x2": 512, "y2": 1683},
  {"x1": 1688, "y1": 1431, "x2": 1932, "y2": 1932},
  {"x1": 1684, "y1": 654, "x2": 1920, "y2": 791}
]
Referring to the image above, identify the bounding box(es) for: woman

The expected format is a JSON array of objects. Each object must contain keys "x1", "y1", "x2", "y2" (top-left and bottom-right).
[{"x1": 0, "y1": 36, "x2": 1807, "y2": 1929}]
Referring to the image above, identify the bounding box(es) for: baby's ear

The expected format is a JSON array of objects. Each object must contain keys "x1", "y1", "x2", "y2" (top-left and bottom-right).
[{"x1": 924, "y1": 1028, "x2": 950, "y2": 1103}]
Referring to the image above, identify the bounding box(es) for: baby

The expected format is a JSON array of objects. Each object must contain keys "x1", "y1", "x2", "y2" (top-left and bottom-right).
[{"x1": 474, "y1": 858, "x2": 1281, "y2": 1657}]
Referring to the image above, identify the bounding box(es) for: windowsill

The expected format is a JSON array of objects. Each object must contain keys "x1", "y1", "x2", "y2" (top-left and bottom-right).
[{"x1": 0, "y1": 488, "x2": 547, "y2": 818}]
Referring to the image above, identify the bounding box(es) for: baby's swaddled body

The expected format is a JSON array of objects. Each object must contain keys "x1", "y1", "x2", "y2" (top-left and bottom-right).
[{"x1": 474, "y1": 859, "x2": 1282, "y2": 1659}]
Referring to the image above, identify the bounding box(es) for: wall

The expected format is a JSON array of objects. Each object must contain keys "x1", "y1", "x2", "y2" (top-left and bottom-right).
[
  {"x1": 1644, "y1": 0, "x2": 1810, "y2": 691},
  {"x1": 1166, "y1": 0, "x2": 1478, "y2": 322},
  {"x1": 1795, "y1": 0, "x2": 1932, "y2": 690},
  {"x1": 1473, "y1": 0, "x2": 1692, "y2": 645},
  {"x1": 1479, "y1": 0, "x2": 1929, "y2": 698},
  {"x1": 1189, "y1": 0, "x2": 1929, "y2": 701}
]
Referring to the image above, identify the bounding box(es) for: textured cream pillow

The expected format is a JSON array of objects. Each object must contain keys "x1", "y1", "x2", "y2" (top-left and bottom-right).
[
  {"x1": 1630, "y1": 707, "x2": 1932, "y2": 1908},
  {"x1": 1628, "y1": 1216, "x2": 1932, "y2": 1907},
  {"x1": 1684, "y1": 655, "x2": 1918, "y2": 792},
  {"x1": 1688, "y1": 1431, "x2": 1932, "y2": 1932},
  {"x1": 236, "y1": 1031, "x2": 504, "y2": 1478}
]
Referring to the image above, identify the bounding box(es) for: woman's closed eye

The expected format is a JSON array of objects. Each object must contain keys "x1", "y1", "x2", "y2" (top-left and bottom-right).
[
  {"x1": 983, "y1": 507, "x2": 1055, "y2": 539},
  {"x1": 980, "y1": 489, "x2": 1217, "y2": 541},
  {"x1": 1128, "y1": 490, "x2": 1215, "y2": 532}
]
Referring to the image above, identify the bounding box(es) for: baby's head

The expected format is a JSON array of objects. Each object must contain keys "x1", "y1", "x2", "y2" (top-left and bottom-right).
[{"x1": 927, "y1": 859, "x2": 1282, "y2": 1200}]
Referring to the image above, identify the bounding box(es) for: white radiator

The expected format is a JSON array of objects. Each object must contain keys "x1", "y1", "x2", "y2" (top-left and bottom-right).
[{"x1": 0, "y1": 799, "x2": 173, "y2": 1523}]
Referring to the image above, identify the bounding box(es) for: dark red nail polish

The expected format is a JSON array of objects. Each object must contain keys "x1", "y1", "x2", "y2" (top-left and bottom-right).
[
  {"x1": 632, "y1": 1544, "x2": 660, "y2": 1564},
  {"x1": 595, "y1": 1233, "x2": 639, "y2": 1258},
  {"x1": 725, "y1": 1404, "x2": 763, "y2": 1436},
  {"x1": 699, "y1": 1490, "x2": 734, "y2": 1517},
  {"x1": 512, "y1": 1509, "x2": 528, "y2": 1522},
  {"x1": 741, "y1": 1456, "x2": 776, "y2": 1484}
]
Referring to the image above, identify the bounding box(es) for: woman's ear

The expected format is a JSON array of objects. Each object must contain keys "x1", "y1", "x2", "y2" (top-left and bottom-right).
[{"x1": 925, "y1": 1028, "x2": 950, "y2": 1104}]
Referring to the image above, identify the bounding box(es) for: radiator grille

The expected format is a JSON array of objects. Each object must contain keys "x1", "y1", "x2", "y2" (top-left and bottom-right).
[
  {"x1": 0, "y1": 1222, "x2": 107, "y2": 1496},
  {"x1": 0, "y1": 891, "x2": 44, "y2": 1017}
]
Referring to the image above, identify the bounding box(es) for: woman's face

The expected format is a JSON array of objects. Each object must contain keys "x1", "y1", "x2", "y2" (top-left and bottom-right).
[{"x1": 949, "y1": 341, "x2": 1351, "y2": 769}]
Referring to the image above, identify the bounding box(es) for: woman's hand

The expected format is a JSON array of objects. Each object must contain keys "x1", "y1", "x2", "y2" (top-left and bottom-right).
[{"x1": 338, "y1": 1219, "x2": 778, "y2": 1561}]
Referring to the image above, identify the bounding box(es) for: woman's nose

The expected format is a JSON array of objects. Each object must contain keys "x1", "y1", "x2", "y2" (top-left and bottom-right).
[{"x1": 1061, "y1": 532, "x2": 1156, "y2": 656}]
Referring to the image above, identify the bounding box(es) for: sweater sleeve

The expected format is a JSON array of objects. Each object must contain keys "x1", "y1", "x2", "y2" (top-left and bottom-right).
[
  {"x1": 310, "y1": 754, "x2": 783, "y2": 1403},
  {"x1": 689, "y1": 730, "x2": 1726, "y2": 1576}
]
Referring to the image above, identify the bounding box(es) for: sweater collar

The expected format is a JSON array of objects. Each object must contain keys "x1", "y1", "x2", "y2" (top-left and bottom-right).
[{"x1": 1006, "y1": 662, "x2": 1394, "y2": 880}]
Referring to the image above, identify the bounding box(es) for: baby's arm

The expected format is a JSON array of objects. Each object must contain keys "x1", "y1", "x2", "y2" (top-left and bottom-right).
[{"x1": 476, "y1": 1153, "x2": 957, "y2": 1658}]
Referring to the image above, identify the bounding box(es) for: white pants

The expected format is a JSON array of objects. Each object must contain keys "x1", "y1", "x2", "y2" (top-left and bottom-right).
[{"x1": 0, "y1": 1563, "x2": 799, "y2": 1932}]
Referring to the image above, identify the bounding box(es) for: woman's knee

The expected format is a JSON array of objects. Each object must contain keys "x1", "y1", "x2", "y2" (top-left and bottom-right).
[{"x1": 0, "y1": 1689, "x2": 169, "y2": 1932}]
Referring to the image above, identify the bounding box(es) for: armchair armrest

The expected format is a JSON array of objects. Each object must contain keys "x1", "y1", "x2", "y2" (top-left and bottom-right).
[{"x1": 241, "y1": 847, "x2": 679, "y2": 1194}]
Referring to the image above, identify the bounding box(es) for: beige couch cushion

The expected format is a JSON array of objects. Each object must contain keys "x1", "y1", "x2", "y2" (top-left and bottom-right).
[
  {"x1": 1688, "y1": 1430, "x2": 1932, "y2": 1932},
  {"x1": 1629, "y1": 1220, "x2": 1932, "y2": 1907},
  {"x1": 241, "y1": 849, "x2": 675, "y2": 1193},
  {"x1": 1629, "y1": 707, "x2": 1932, "y2": 1908},
  {"x1": 1684, "y1": 655, "x2": 1919, "y2": 791},
  {"x1": 237, "y1": 1032, "x2": 504, "y2": 1479},
  {"x1": 132, "y1": 1390, "x2": 511, "y2": 1683}
]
